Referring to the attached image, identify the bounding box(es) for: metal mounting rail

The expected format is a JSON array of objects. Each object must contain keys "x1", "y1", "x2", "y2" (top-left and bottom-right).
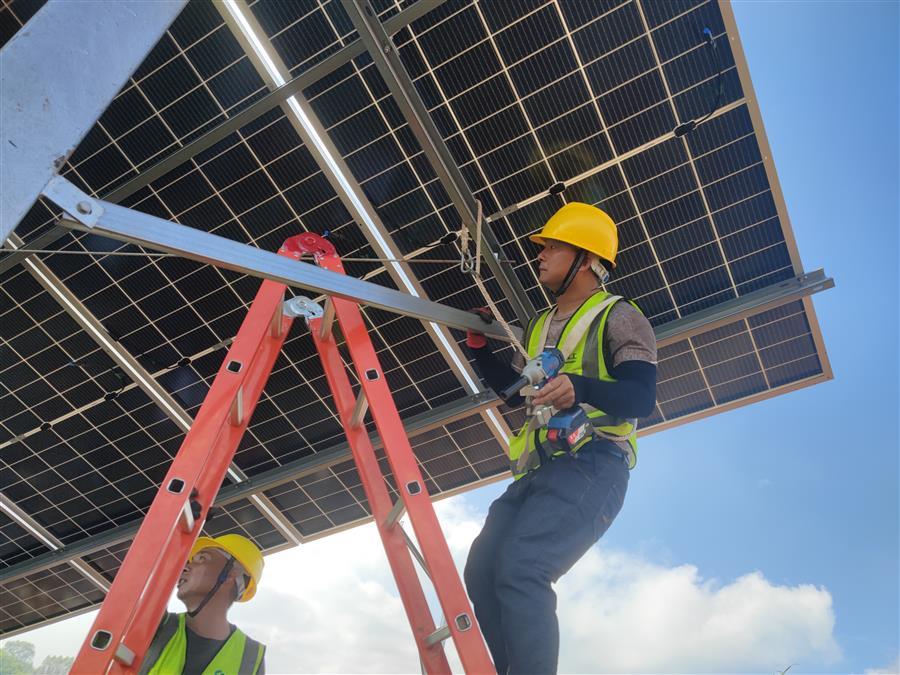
[{"x1": 46, "y1": 175, "x2": 520, "y2": 342}]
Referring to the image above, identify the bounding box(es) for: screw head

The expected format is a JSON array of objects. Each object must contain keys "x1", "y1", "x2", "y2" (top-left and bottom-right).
[{"x1": 76, "y1": 201, "x2": 92, "y2": 215}]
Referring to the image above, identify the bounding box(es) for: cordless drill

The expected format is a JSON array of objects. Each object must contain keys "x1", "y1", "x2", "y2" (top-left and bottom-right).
[
  {"x1": 498, "y1": 348, "x2": 565, "y2": 402},
  {"x1": 499, "y1": 348, "x2": 593, "y2": 452}
]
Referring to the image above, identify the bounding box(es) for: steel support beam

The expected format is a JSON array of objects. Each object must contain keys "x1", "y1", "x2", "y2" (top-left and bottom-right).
[
  {"x1": 0, "y1": 493, "x2": 110, "y2": 593},
  {"x1": 654, "y1": 269, "x2": 834, "y2": 347},
  {"x1": 342, "y1": 0, "x2": 536, "y2": 327},
  {"x1": 48, "y1": 179, "x2": 520, "y2": 341},
  {"x1": 54, "y1": 179, "x2": 832, "y2": 347},
  {"x1": 0, "y1": 0, "x2": 445, "y2": 275},
  {"x1": 6, "y1": 233, "x2": 304, "y2": 546},
  {"x1": 0, "y1": 265, "x2": 835, "y2": 590},
  {"x1": 0, "y1": 0, "x2": 186, "y2": 242}
]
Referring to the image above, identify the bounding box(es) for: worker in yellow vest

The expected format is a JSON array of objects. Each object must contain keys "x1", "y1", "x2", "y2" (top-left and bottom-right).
[
  {"x1": 140, "y1": 534, "x2": 266, "y2": 675},
  {"x1": 464, "y1": 202, "x2": 658, "y2": 674}
]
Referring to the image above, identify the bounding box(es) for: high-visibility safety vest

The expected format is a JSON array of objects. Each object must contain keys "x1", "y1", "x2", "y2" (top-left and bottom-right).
[
  {"x1": 139, "y1": 613, "x2": 265, "y2": 675},
  {"x1": 508, "y1": 291, "x2": 640, "y2": 478}
]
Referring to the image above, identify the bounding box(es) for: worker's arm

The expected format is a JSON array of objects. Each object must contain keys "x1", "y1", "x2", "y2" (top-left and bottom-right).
[
  {"x1": 467, "y1": 345, "x2": 526, "y2": 407},
  {"x1": 567, "y1": 361, "x2": 657, "y2": 418}
]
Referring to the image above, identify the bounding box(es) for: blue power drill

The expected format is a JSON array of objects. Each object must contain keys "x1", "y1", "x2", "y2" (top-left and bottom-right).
[
  {"x1": 498, "y1": 348, "x2": 565, "y2": 401},
  {"x1": 499, "y1": 348, "x2": 593, "y2": 452}
]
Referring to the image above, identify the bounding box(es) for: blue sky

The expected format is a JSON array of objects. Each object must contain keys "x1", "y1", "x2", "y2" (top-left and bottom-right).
[
  {"x1": 467, "y1": 1, "x2": 899, "y2": 671},
  {"x1": 667, "y1": 2, "x2": 899, "y2": 669},
  {"x1": 5, "y1": 2, "x2": 898, "y2": 673}
]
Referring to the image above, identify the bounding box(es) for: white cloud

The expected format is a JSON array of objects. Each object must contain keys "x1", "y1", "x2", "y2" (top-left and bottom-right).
[
  {"x1": 556, "y1": 549, "x2": 840, "y2": 673},
  {"x1": 865, "y1": 656, "x2": 900, "y2": 674},
  {"x1": 6, "y1": 493, "x2": 841, "y2": 674},
  {"x1": 235, "y1": 495, "x2": 840, "y2": 674}
]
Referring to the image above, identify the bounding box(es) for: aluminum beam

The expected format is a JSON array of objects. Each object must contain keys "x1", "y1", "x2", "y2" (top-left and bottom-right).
[
  {"x1": 48, "y1": 179, "x2": 521, "y2": 341},
  {"x1": 0, "y1": 0, "x2": 186, "y2": 242},
  {"x1": 0, "y1": 0, "x2": 445, "y2": 276},
  {"x1": 0, "y1": 268, "x2": 835, "y2": 589},
  {"x1": 654, "y1": 269, "x2": 834, "y2": 347},
  {"x1": 0, "y1": 493, "x2": 110, "y2": 593},
  {"x1": 342, "y1": 0, "x2": 536, "y2": 327},
  {"x1": 54, "y1": 183, "x2": 832, "y2": 347}
]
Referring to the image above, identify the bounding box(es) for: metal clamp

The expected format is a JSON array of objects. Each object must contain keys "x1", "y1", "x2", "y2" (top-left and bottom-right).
[
  {"x1": 40, "y1": 176, "x2": 104, "y2": 228},
  {"x1": 283, "y1": 296, "x2": 324, "y2": 320},
  {"x1": 460, "y1": 249, "x2": 475, "y2": 274}
]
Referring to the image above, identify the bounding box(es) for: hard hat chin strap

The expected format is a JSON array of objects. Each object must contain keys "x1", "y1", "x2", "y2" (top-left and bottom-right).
[
  {"x1": 552, "y1": 249, "x2": 586, "y2": 297},
  {"x1": 590, "y1": 256, "x2": 610, "y2": 284},
  {"x1": 187, "y1": 556, "x2": 236, "y2": 618}
]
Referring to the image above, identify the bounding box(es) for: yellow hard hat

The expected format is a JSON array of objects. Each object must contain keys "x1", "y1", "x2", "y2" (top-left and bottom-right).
[
  {"x1": 190, "y1": 534, "x2": 263, "y2": 602},
  {"x1": 530, "y1": 202, "x2": 618, "y2": 267}
]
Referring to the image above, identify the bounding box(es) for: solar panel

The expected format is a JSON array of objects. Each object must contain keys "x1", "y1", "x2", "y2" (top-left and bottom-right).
[
  {"x1": 0, "y1": 563, "x2": 104, "y2": 635},
  {"x1": 0, "y1": 0, "x2": 831, "y2": 636}
]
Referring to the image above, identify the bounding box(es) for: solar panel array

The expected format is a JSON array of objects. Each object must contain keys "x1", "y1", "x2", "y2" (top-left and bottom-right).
[{"x1": 0, "y1": 0, "x2": 829, "y2": 635}]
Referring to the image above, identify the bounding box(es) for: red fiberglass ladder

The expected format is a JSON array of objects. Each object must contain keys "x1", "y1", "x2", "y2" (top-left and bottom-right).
[{"x1": 71, "y1": 234, "x2": 494, "y2": 674}]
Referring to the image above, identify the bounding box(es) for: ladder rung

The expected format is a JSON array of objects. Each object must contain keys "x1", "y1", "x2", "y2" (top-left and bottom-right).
[
  {"x1": 320, "y1": 298, "x2": 335, "y2": 340},
  {"x1": 400, "y1": 526, "x2": 430, "y2": 579},
  {"x1": 270, "y1": 299, "x2": 284, "y2": 337},
  {"x1": 426, "y1": 612, "x2": 474, "y2": 647},
  {"x1": 229, "y1": 387, "x2": 244, "y2": 426},
  {"x1": 114, "y1": 642, "x2": 135, "y2": 666},
  {"x1": 178, "y1": 499, "x2": 195, "y2": 534},
  {"x1": 351, "y1": 390, "x2": 368, "y2": 428},
  {"x1": 384, "y1": 498, "x2": 405, "y2": 528},
  {"x1": 425, "y1": 626, "x2": 451, "y2": 647}
]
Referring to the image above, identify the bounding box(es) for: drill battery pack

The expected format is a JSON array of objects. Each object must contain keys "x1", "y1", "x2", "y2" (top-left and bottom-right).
[{"x1": 544, "y1": 406, "x2": 593, "y2": 453}]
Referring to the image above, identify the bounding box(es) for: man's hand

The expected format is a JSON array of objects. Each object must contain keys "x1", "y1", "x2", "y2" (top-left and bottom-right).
[
  {"x1": 531, "y1": 374, "x2": 575, "y2": 409},
  {"x1": 466, "y1": 307, "x2": 492, "y2": 349}
]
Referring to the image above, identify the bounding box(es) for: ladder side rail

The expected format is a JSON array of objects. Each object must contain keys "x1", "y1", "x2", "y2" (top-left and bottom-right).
[
  {"x1": 293, "y1": 237, "x2": 492, "y2": 674},
  {"x1": 329, "y1": 293, "x2": 493, "y2": 673},
  {"x1": 307, "y1": 314, "x2": 452, "y2": 675},
  {"x1": 71, "y1": 250, "x2": 298, "y2": 673},
  {"x1": 116, "y1": 281, "x2": 295, "y2": 674}
]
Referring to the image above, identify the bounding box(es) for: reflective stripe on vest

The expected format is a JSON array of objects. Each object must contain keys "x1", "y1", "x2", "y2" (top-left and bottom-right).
[
  {"x1": 143, "y1": 613, "x2": 264, "y2": 675},
  {"x1": 508, "y1": 291, "x2": 640, "y2": 478}
]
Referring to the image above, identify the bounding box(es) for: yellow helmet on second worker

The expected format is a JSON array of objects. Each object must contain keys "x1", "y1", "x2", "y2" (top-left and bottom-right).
[
  {"x1": 530, "y1": 202, "x2": 618, "y2": 267},
  {"x1": 190, "y1": 534, "x2": 264, "y2": 602}
]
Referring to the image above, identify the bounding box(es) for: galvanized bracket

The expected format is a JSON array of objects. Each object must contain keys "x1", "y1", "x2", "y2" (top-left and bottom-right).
[{"x1": 40, "y1": 175, "x2": 104, "y2": 228}]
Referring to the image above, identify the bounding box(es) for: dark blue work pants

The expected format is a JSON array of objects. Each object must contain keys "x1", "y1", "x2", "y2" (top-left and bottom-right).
[{"x1": 464, "y1": 440, "x2": 629, "y2": 674}]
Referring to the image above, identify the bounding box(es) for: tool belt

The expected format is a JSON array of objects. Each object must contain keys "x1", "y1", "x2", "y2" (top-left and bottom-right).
[{"x1": 514, "y1": 407, "x2": 635, "y2": 475}]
